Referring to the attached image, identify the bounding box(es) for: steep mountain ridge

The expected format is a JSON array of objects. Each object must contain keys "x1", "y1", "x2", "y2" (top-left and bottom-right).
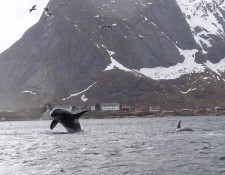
[{"x1": 0, "y1": 0, "x2": 225, "y2": 111}]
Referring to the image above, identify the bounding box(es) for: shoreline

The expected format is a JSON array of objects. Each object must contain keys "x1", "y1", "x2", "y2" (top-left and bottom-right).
[{"x1": 0, "y1": 110, "x2": 225, "y2": 121}]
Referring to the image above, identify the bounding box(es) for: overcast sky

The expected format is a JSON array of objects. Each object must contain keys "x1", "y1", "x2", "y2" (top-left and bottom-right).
[{"x1": 0, "y1": 0, "x2": 49, "y2": 54}]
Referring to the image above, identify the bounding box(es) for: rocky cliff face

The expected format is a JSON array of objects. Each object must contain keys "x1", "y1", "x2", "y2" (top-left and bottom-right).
[{"x1": 0, "y1": 0, "x2": 225, "y2": 111}]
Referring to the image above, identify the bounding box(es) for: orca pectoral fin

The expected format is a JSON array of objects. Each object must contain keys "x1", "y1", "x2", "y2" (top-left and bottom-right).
[{"x1": 50, "y1": 119, "x2": 59, "y2": 130}]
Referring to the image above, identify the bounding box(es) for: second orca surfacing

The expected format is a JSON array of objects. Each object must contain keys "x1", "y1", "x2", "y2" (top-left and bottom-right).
[
  {"x1": 176, "y1": 120, "x2": 193, "y2": 132},
  {"x1": 50, "y1": 108, "x2": 88, "y2": 133}
]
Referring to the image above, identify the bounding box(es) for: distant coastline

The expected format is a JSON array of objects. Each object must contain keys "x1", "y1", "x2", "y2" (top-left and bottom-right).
[
  {"x1": 0, "y1": 110, "x2": 225, "y2": 121},
  {"x1": 83, "y1": 111, "x2": 225, "y2": 119}
]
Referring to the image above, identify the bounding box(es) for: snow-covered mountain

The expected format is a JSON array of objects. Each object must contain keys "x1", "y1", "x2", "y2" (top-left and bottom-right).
[
  {"x1": 177, "y1": 0, "x2": 225, "y2": 69},
  {"x1": 103, "y1": 0, "x2": 225, "y2": 79},
  {"x1": 177, "y1": 0, "x2": 225, "y2": 53},
  {"x1": 0, "y1": 0, "x2": 225, "y2": 111}
]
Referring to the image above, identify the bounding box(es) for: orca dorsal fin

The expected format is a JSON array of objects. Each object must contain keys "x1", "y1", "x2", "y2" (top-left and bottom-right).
[
  {"x1": 177, "y1": 120, "x2": 181, "y2": 129},
  {"x1": 72, "y1": 110, "x2": 88, "y2": 119},
  {"x1": 50, "y1": 119, "x2": 59, "y2": 130}
]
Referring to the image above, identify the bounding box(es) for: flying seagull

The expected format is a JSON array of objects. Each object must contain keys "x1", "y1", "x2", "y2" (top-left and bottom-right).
[
  {"x1": 44, "y1": 7, "x2": 49, "y2": 12},
  {"x1": 101, "y1": 25, "x2": 112, "y2": 31},
  {"x1": 29, "y1": 5, "x2": 37, "y2": 13},
  {"x1": 44, "y1": 7, "x2": 52, "y2": 17}
]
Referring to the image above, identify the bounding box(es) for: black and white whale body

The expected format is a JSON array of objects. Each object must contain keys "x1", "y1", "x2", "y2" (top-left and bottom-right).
[
  {"x1": 50, "y1": 108, "x2": 88, "y2": 133},
  {"x1": 176, "y1": 120, "x2": 193, "y2": 132}
]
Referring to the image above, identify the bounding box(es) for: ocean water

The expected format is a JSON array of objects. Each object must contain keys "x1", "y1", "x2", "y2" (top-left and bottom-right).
[{"x1": 0, "y1": 116, "x2": 225, "y2": 175}]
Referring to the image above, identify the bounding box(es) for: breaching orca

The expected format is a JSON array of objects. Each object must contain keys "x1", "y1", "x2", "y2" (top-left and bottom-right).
[
  {"x1": 50, "y1": 108, "x2": 88, "y2": 133},
  {"x1": 176, "y1": 120, "x2": 193, "y2": 132}
]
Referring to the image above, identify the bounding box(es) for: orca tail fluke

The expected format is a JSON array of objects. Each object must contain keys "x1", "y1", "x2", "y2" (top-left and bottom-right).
[
  {"x1": 72, "y1": 110, "x2": 88, "y2": 119},
  {"x1": 177, "y1": 120, "x2": 181, "y2": 129}
]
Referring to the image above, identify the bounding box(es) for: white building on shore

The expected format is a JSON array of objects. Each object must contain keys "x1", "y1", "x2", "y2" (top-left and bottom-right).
[{"x1": 101, "y1": 103, "x2": 120, "y2": 111}]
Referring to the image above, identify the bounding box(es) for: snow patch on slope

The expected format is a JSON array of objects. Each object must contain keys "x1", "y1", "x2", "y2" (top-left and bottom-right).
[
  {"x1": 102, "y1": 45, "x2": 131, "y2": 72},
  {"x1": 103, "y1": 44, "x2": 207, "y2": 80},
  {"x1": 181, "y1": 88, "x2": 197, "y2": 94},
  {"x1": 20, "y1": 90, "x2": 36, "y2": 95},
  {"x1": 140, "y1": 47, "x2": 205, "y2": 79},
  {"x1": 205, "y1": 58, "x2": 225, "y2": 74},
  {"x1": 62, "y1": 82, "x2": 96, "y2": 101}
]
